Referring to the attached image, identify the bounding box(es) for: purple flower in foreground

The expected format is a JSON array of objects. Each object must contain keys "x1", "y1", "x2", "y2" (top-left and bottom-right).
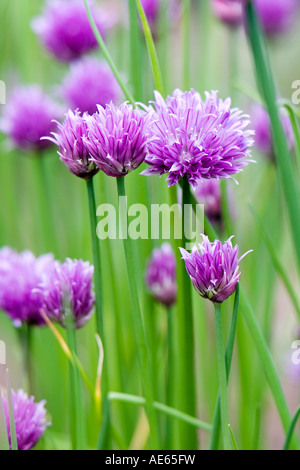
[
  {"x1": 47, "y1": 110, "x2": 99, "y2": 179},
  {"x1": 212, "y1": 0, "x2": 243, "y2": 27},
  {"x1": 39, "y1": 258, "x2": 95, "y2": 329},
  {"x1": 180, "y1": 235, "x2": 251, "y2": 303},
  {"x1": 84, "y1": 102, "x2": 153, "y2": 177},
  {"x1": 142, "y1": 89, "x2": 254, "y2": 187},
  {"x1": 254, "y1": 0, "x2": 299, "y2": 36},
  {"x1": 2, "y1": 389, "x2": 50, "y2": 450},
  {"x1": 0, "y1": 86, "x2": 61, "y2": 153},
  {"x1": 251, "y1": 103, "x2": 294, "y2": 160},
  {"x1": 0, "y1": 248, "x2": 54, "y2": 327},
  {"x1": 32, "y1": 0, "x2": 113, "y2": 62},
  {"x1": 145, "y1": 243, "x2": 177, "y2": 307},
  {"x1": 61, "y1": 58, "x2": 122, "y2": 115}
]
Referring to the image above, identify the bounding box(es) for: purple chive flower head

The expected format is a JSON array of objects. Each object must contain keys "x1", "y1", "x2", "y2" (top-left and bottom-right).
[
  {"x1": 0, "y1": 248, "x2": 54, "y2": 327},
  {"x1": 2, "y1": 389, "x2": 50, "y2": 450},
  {"x1": 142, "y1": 89, "x2": 254, "y2": 187},
  {"x1": 0, "y1": 85, "x2": 61, "y2": 153},
  {"x1": 39, "y1": 258, "x2": 95, "y2": 329},
  {"x1": 47, "y1": 110, "x2": 99, "y2": 179},
  {"x1": 141, "y1": 0, "x2": 160, "y2": 30},
  {"x1": 180, "y1": 235, "x2": 251, "y2": 303},
  {"x1": 212, "y1": 0, "x2": 243, "y2": 27},
  {"x1": 254, "y1": 0, "x2": 299, "y2": 36},
  {"x1": 145, "y1": 243, "x2": 177, "y2": 307},
  {"x1": 61, "y1": 58, "x2": 122, "y2": 115},
  {"x1": 84, "y1": 102, "x2": 153, "y2": 177},
  {"x1": 32, "y1": 0, "x2": 112, "y2": 62},
  {"x1": 251, "y1": 103, "x2": 294, "y2": 160}
]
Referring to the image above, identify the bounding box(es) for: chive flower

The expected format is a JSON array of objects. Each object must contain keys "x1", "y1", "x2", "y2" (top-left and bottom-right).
[
  {"x1": 145, "y1": 243, "x2": 177, "y2": 307},
  {"x1": 212, "y1": 0, "x2": 243, "y2": 27},
  {"x1": 180, "y1": 235, "x2": 251, "y2": 303},
  {"x1": 251, "y1": 103, "x2": 294, "y2": 160},
  {"x1": 84, "y1": 102, "x2": 153, "y2": 177},
  {"x1": 46, "y1": 110, "x2": 99, "y2": 179},
  {"x1": 32, "y1": 0, "x2": 112, "y2": 62},
  {"x1": 2, "y1": 389, "x2": 50, "y2": 450},
  {"x1": 0, "y1": 85, "x2": 61, "y2": 153},
  {"x1": 254, "y1": 0, "x2": 299, "y2": 36},
  {"x1": 142, "y1": 89, "x2": 254, "y2": 187},
  {"x1": 61, "y1": 57, "x2": 122, "y2": 115},
  {"x1": 0, "y1": 248, "x2": 54, "y2": 327},
  {"x1": 39, "y1": 258, "x2": 95, "y2": 329}
]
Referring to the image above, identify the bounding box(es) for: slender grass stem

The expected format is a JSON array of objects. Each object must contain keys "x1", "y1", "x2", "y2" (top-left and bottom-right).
[
  {"x1": 108, "y1": 392, "x2": 212, "y2": 432},
  {"x1": 86, "y1": 179, "x2": 104, "y2": 343},
  {"x1": 214, "y1": 304, "x2": 232, "y2": 450},
  {"x1": 6, "y1": 369, "x2": 18, "y2": 450},
  {"x1": 177, "y1": 177, "x2": 197, "y2": 449},
  {"x1": 210, "y1": 284, "x2": 240, "y2": 449},
  {"x1": 128, "y1": 0, "x2": 143, "y2": 101},
  {"x1": 165, "y1": 305, "x2": 173, "y2": 448},
  {"x1": 116, "y1": 176, "x2": 159, "y2": 450},
  {"x1": 181, "y1": 0, "x2": 191, "y2": 90},
  {"x1": 283, "y1": 406, "x2": 300, "y2": 450},
  {"x1": 66, "y1": 324, "x2": 86, "y2": 450}
]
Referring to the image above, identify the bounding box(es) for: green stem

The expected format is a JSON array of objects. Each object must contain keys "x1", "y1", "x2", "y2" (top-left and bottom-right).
[
  {"x1": 220, "y1": 180, "x2": 234, "y2": 237},
  {"x1": 66, "y1": 325, "x2": 86, "y2": 450},
  {"x1": 108, "y1": 392, "x2": 212, "y2": 432},
  {"x1": 177, "y1": 177, "x2": 197, "y2": 449},
  {"x1": 0, "y1": 386, "x2": 9, "y2": 451},
  {"x1": 6, "y1": 369, "x2": 18, "y2": 450},
  {"x1": 128, "y1": 0, "x2": 143, "y2": 101},
  {"x1": 165, "y1": 305, "x2": 173, "y2": 448},
  {"x1": 214, "y1": 304, "x2": 232, "y2": 450},
  {"x1": 116, "y1": 176, "x2": 159, "y2": 450},
  {"x1": 86, "y1": 179, "x2": 104, "y2": 343},
  {"x1": 210, "y1": 284, "x2": 240, "y2": 449},
  {"x1": 84, "y1": 0, "x2": 135, "y2": 104},
  {"x1": 181, "y1": 0, "x2": 191, "y2": 90},
  {"x1": 283, "y1": 406, "x2": 300, "y2": 450}
]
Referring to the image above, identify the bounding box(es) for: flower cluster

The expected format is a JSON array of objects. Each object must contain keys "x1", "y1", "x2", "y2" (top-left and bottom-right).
[
  {"x1": 32, "y1": 0, "x2": 112, "y2": 62},
  {"x1": 0, "y1": 85, "x2": 61, "y2": 153},
  {"x1": 61, "y1": 57, "x2": 122, "y2": 115},
  {"x1": 180, "y1": 235, "x2": 250, "y2": 303},
  {"x1": 2, "y1": 389, "x2": 50, "y2": 450},
  {"x1": 145, "y1": 243, "x2": 177, "y2": 307},
  {"x1": 0, "y1": 248, "x2": 95, "y2": 329},
  {"x1": 142, "y1": 89, "x2": 254, "y2": 187},
  {"x1": 38, "y1": 258, "x2": 95, "y2": 329},
  {"x1": 212, "y1": 0, "x2": 243, "y2": 27}
]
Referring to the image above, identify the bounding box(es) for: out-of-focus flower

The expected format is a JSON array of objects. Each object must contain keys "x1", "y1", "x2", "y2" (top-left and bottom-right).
[
  {"x1": 141, "y1": 0, "x2": 160, "y2": 29},
  {"x1": 84, "y1": 102, "x2": 153, "y2": 177},
  {"x1": 180, "y1": 235, "x2": 251, "y2": 303},
  {"x1": 46, "y1": 110, "x2": 99, "y2": 179},
  {"x1": 39, "y1": 258, "x2": 95, "y2": 329},
  {"x1": 142, "y1": 89, "x2": 254, "y2": 187},
  {"x1": 32, "y1": 0, "x2": 113, "y2": 62},
  {"x1": 254, "y1": 0, "x2": 299, "y2": 36},
  {"x1": 2, "y1": 389, "x2": 50, "y2": 450},
  {"x1": 251, "y1": 103, "x2": 294, "y2": 160},
  {"x1": 0, "y1": 85, "x2": 61, "y2": 153},
  {"x1": 145, "y1": 243, "x2": 177, "y2": 307},
  {"x1": 212, "y1": 0, "x2": 243, "y2": 27},
  {"x1": 60, "y1": 58, "x2": 122, "y2": 115},
  {"x1": 0, "y1": 248, "x2": 54, "y2": 327}
]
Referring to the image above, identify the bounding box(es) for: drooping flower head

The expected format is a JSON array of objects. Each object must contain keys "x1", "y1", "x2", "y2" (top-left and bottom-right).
[
  {"x1": 61, "y1": 58, "x2": 122, "y2": 115},
  {"x1": 46, "y1": 110, "x2": 99, "y2": 179},
  {"x1": 32, "y1": 0, "x2": 113, "y2": 62},
  {"x1": 145, "y1": 243, "x2": 177, "y2": 307},
  {"x1": 39, "y1": 258, "x2": 95, "y2": 329},
  {"x1": 0, "y1": 85, "x2": 61, "y2": 153},
  {"x1": 180, "y1": 235, "x2": 251, "y2": 303},
  {"x1": 84, "y1": 102, "x2": 153, "y2": 177},
  {"x1": 2, "y1": 389, "x2": 50, "y2": 450},
  {"x1": 142, "y1": 89, "x2": 254, "y2": 187},
  {"x1": 0, "y1": 248, "x2": 54, "y2": 327},
  {"x1": 212, "y1": 0, "x2": 243, "y2": 27},
  {"x1": 254, "y1": 0, "x2": 299, "y2": 36},
  {"x1": 251, "y1": 103, "x2": 294, "y2": 160}
]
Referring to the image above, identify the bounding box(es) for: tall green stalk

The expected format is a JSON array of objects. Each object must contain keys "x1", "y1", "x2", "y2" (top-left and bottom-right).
[
  {"x1": 116, "y1": 176, "x2": 159, "y2": 450},
  {"x1": 181, "y1": 0, "x2": 191, "y2": 90},
  {"x1": 214, "y1": 304, "x2": 232, "y2": 450}
]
